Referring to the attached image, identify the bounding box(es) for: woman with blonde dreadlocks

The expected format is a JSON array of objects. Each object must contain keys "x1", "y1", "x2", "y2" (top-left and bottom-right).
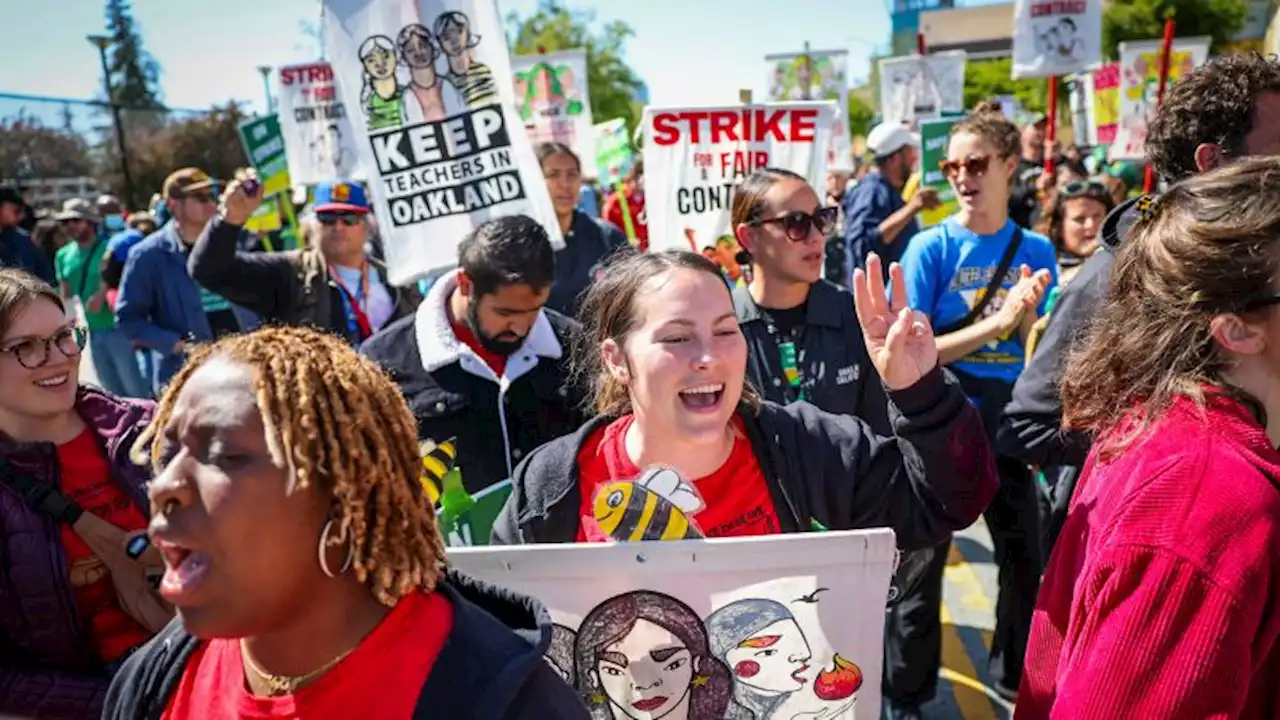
[{"x1": 101, "y1": 326, "x2": 589, "y2": 720}]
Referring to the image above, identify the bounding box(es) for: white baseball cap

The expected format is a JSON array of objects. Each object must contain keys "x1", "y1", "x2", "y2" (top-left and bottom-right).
[{"x1": 866, "y1": 122, "x2": 920, "y2": 158}]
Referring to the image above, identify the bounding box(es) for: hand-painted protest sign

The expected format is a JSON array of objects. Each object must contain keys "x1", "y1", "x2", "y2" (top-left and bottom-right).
[
  {"x1": 276, "y1": 61, "x2": 367, "y2": 183},
  {"x1": 1111, "y1": 36, "x2": 1209, "y2": 160},
  {"x1": 452, "y1": 529, "x2": 895, "y2": 719},
  {"x1": 1084, "y1": 62, "x2": 1119, "y2": 146},
  {"x1": 917, "y1": 117, "x2": 960, "y2": 228},
  {"x1": 1011, "y1": 0, "x2": 1102, "y2": 79},
  {"x1": 324, "y1": 0, "x2": 562, "y2": 286},
  {"x1": 237, "y1": 114, "x2": 292, "y2": 199},
  {"x1": 878, "y1": 51, "x2": 967, "y2": 127},
  {"x1": 765, "y1": 50, "x2": 853, "y2": 171},
  {"x1": 642, "y1": 103, "x2": 835, "y2": 254},
  {"x1": 594, "y1": 118, "x2": 634, "y2": 185},
  {"x1": 513, "y1": 49, "x2": 596, "y2": 175},
  {"x1": 416, "y1": 437, "x2": 511, "y2": 547}
]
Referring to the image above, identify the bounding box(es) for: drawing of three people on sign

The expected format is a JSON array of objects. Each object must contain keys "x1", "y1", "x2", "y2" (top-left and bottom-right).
[
  {"x1": 544, "y1": 590, "x2": 863, "y2": 720},
  {"x1": 358, "y1": 9, "x2": 499, "y2": 131}
]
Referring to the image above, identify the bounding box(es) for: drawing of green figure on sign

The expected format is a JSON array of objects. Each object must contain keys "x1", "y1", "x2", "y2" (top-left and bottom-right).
[
  {"x1": 419, "y1": 437, "x2": 512, "y2": 547},
  {"x1": 515, "y1": 63, "x2": 585, "y2": 123},
  {"x1": 358, "y1": 35, "x2": 402, "y2": 130},
  {"x1": 435, "y1": 11, "x2": 498, "y2": 109}
]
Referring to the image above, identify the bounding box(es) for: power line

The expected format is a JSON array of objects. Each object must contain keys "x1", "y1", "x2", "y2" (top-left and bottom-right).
[{"x1": 0, "y1": 91, "x2": 208, "y2": 114}]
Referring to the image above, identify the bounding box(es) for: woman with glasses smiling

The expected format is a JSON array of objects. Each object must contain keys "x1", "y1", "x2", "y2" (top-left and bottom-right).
[
  {"x1": 889, "y1": 100, "x2": 1061, "y2": 715},
  {"x1": 188, "y1": 174, "x2": 420, "y2": 347},
  {"x1": 0, "y1": 268, "x2": 166, "y2": 720}
]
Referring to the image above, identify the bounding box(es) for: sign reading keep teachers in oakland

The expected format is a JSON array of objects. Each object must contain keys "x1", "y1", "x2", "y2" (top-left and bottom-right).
[
  {"x1": 642, "y1": 103, "x2": 835, "y2": 254},
  {"x1": 324, "y1": 0, "x2": 562, "y2": 286}
]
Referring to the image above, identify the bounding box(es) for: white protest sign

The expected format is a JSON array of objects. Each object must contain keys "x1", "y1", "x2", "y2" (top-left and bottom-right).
[
  {"x1": 641, "y1": 103, "x2": 835, "y2": 254},
  {"x1": 276, "y1": 62, "x2": 368, "y2": 183},
  {"x1": 765, "y1": 50, "x2": 854, "y2": 171},
  {"x1": 452, "y1": 529, "x2": 895, "y2": 720},
  {"x1": 877, "y1": 51, "x2": 967, "y2": 126},
  {"x1": 324, "y1": 0, "x2": 562, "y2": 285},
  {"x1": 1011, "y1": 0, "x2": 1103, "y2": 79},
  {"x1": 1111, "y1": 36, "x2": 1210, "y2": 161},
  {"x1": 512, "y1": 49, "x2": 597, "y2": 176}
]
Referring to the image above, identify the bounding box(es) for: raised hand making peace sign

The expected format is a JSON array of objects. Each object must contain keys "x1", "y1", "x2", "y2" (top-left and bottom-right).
[{"x1": 852, "y1": 253, "x2": 938, "y2": 391}]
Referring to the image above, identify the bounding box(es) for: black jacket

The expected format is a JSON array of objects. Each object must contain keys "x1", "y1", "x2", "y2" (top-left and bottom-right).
[
  {"x1": 492, "y1": 366, "x2": 997, "y2": 552},
  {"x1": 545, "y1": 210, "x2": 630, "y2": 319},
  {"x1": 360, "y1": 273, "x2": 586, "y2": 494},
  {"x1": 998, "y1": 196, "x2": 1139, "y2": 468},
  {"x1": 100, "y1": 570, "x2": 589, "y2": 720},
  {"x1": 733, "y1": 280, "x2": 891, "y2": 434},
  {"x1": 188, "y1": 215, "x2": 419, "y2": 345}
]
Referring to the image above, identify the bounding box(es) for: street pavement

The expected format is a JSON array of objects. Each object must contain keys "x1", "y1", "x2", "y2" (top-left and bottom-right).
[{"x1": 78, "y1": 314, "x2": 1012, "y2": 720}]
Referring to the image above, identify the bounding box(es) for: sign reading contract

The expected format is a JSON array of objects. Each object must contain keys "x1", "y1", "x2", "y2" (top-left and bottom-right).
[
  {"x1": 323, "y1": 0, "x2": 562, "y2": 286},
  {"x1": 277, "y1": 61, "x2": 367, "y2": 183},
  {"x1": 237, "y1": 114, "x2": 292, "y2": 199},
  {"x1": 642, "y1": 103, "x2": 835, "y2": 254},
  {"x1": 452, "y1": 529, "x2": 895, "y2": 719}
]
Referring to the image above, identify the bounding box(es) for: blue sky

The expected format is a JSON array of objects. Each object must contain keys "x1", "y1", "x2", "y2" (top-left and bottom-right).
[{"x1": 0, "y1": 0, "x2": 893, "y2": 132}]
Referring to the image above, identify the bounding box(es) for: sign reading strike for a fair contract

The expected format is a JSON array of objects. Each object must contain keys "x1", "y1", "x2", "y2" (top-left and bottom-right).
[
  {"x1": 1011, "y1": 0, "x2": 1103, "y2": 79},
  {"x1": 642, "y1": 103, "x2": 835, "y2": 255},
  {"x1": 237, "y1": 114, "x2": 292, "y2": 199},
  {"x1": 452, "y1": 529, "x2": 896, "y2": 719},
  {"x1": 276, "y1": 61, "x2": 368, "y2": 184},
  {"x1": 323, "y1": 0, "x2": 562, "y2": 286}
]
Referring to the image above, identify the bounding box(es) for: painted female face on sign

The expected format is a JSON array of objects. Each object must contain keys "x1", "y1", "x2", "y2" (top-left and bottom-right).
[
  {"x1": 595, "y1": 618, "x2": 697, "y2": 720},
  {"x1": 723, "y1": 617, "x2": 813, "y2": 694}
]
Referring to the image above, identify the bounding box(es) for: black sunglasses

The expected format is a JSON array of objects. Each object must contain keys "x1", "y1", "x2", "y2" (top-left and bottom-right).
[
  {"x1": 317, "y1": 212, "x2": 363, "y2": 227},
  {"x1": 1061, "y1": 180, "x2": 1109, "y2": 198},
  {"x1": 750, "y1": 207, "x2": 839, "y2": 241}
]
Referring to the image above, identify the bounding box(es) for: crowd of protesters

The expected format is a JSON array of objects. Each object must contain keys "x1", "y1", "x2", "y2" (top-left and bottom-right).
[{"x1": 3, "y1": 50, "x2": 1280, "y2": 720}]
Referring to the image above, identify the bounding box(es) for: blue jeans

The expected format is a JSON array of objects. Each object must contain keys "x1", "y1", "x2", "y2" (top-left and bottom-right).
[{"x1": 89, "y1": 328, "x2": 152, "y2": 399}]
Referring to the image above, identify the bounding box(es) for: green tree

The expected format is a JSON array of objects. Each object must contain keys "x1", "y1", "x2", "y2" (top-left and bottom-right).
[
  {"x1": 506, "y1": 1, "x2": 645, "y2": 138},
  {"x1": 104, "y1": 0, "x2": 163, "y2": 110},
  {"x1": 963, "y1": 58, "x2": 1068, "y2": 115},
  {"x1": 0, "y1": 112, "x2": 93, "y2": 181},
  {"x1": 1102, "y1": 0, "x2": 1249, "y2": 59},
  {"x1": 847, "y1": 91, "x2": 874, "y2": 138}
]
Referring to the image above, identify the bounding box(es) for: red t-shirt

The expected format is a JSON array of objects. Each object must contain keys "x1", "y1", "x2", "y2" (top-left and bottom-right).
[
  {"x1": 161, "y1": 591, "x2": 453, "y2": 720},
  {"x1": 450, "y1": 321, "x2": 506, "y2": 377},
  {"x1": 55, "y1": 429, "x2": 152, "y2": 662},
  {"x1": 575, "y1": 415, "x2": 781, "y2": 542}
]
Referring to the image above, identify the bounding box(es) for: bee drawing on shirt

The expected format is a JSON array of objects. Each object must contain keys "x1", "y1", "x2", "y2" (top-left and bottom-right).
[
  {"x1": 592, "y1": 467, "x2": 707, "y2": 542},
  {"x1": 419, "y1": 437, "x2": 458, "y2": 506}
]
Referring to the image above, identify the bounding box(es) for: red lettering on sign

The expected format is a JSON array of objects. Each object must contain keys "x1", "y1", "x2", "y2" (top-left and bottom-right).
[
  {"x1": 314, "y1": 86, "x2": 336, "y2": 101},
  {"x1": 650, "y1": 108, "x2": 822, "y2": 146},
  {"x1": 719, "y1": 151, "x2": 770, "y2": 176},
  {"x1": 281, "y1": 63, "x2": 334, "y2": 86},
  {"x1": 1029, "y1": 0, "x2": 1086, "y2": 16}
]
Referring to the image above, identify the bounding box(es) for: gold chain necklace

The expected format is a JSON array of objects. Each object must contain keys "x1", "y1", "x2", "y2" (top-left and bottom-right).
[{"x1": 239, "y1": 642, "x2": 355, "y2": 696}]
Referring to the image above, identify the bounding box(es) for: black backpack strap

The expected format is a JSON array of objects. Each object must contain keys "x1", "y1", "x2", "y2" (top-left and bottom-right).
[
  {"x1": 936, "y1": 227, "x2": 1025, "y2": 336},
  {"x1": 0, "y1": 459, "x2": 84, "y2": 525}
]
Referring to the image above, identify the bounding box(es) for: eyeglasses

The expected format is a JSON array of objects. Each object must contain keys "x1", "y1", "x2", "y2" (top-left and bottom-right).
[
  {"x1": 182, "y1": 192, "x2": 216, "y2": 205},
  {"x1": 0, "y1": 326, "x2": 87, "y2": 369},
  {"x1": 317, "y1": 212, "x2": 364, "y2": 227},
  {"x1": 939, "y1": 155, "x2": 995, "y2": 179},
  {"x1": 750, "y1": 207, "x2": 839, "y2": 241},
  {"x1": 1060, "y1": 180, "x2": 1110, "y2": 198}
]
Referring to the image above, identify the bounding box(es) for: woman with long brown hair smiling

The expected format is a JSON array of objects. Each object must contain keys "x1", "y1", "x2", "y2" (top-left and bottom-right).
[
  {"x1": 103, "y1": 326, "x2": 587, "y2": 719},
  {"x1": 1020, "y1": 157, "x2": 1280, "y2": 718},
  {"x1": 493, "y1": 248, "x2": 997, "y2": 558}
]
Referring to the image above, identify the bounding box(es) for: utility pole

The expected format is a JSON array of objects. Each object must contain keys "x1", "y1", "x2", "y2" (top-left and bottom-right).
[
  {"x1": 87, "y1": 35, "x2": 135, "y2": 206},
  {"x1": 257, "y1": 65, "x2": 274, "y2": 114},
  {"x1": 802, "y1": 41, "x2": 813, "y2": 101}
]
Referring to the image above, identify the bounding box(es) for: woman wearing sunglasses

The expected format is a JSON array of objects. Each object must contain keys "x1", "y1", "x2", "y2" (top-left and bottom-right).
[
  {"x1": 0, "y1": 269, "x2": 165, "y2": 720},
  {"x1": 892, "y1": 100, "x2": 1059, "y2": 711},
  {"x1": 728, "y1": 167, "x2": 891, "y2": 427},
  {"x1": 188, "y1": 173, "x2": 420, "y2": 347}
]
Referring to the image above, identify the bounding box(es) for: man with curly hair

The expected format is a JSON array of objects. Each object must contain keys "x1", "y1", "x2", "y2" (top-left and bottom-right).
[{"x1": 998, "y1": 51, "x2": 1280, "y2": 667}]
